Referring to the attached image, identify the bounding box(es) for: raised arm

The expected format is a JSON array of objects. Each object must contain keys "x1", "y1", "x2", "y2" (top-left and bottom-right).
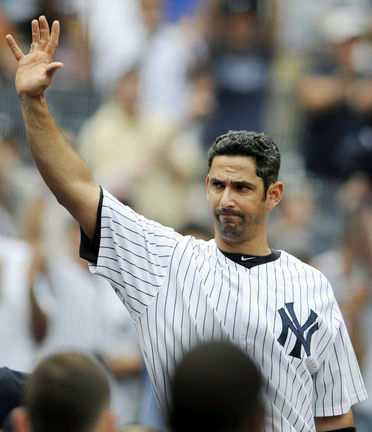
[{"x1": 6, "y1": 16, "x2": 100, "y2": 239}]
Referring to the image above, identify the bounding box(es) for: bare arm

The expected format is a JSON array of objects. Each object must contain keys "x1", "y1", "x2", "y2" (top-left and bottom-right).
[
  {"x1": 314, "y1": 409, "x2": 354, "y2": 431},
  {"x1": 298, "y1": 75, "x2": 344, "y2": 112},
  {"x1": 6, "y1": 16, "x2": 99, "y2": 239}
]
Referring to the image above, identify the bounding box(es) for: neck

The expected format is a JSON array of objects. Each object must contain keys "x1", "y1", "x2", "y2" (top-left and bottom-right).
[{"x1": 214, "y1": 233, "x2": 271, "y2": 256}]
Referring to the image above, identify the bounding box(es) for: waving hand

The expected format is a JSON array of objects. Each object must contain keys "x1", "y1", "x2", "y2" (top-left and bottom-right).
[{"x1": 6, "y1": 16, "x2": 63, "y2": 98}]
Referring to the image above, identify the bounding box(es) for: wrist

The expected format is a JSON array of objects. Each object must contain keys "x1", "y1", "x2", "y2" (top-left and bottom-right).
[{"x1": 19, "y1": 92, "x2": 45, "y2": 105}]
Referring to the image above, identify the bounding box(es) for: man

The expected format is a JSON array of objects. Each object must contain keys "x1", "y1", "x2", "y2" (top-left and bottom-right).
[
  {"x1": 11, "y1": 352, "x2": 116, "y2": 432},
  {"x1": 169, "y1": 341, "x2": 264, "y2": 432},
  {"x1": 6, "y1": 16, "x2": 367, "y2": 432},
  {"x1": 0, "y1": 367, "x2": 26, "y2": 430}
]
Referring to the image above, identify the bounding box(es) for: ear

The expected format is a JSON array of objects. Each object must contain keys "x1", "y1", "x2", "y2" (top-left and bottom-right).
[
  {"x1": 102, "y1": 411, "x2": 116, "y2": 432},
  {"x1": 265, "y1": 181, "x2": 284, "y2": 211},
  {"x1": 12, "y1": 408, "x2": 31, "y2": 432},
  {"x1": 206, "y1": 175, "x2": 210, "y2": 200}
]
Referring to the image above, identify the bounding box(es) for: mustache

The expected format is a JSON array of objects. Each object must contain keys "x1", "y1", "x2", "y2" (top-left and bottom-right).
[{"x1": 215, "y1": 208, "x2": 244, "y2": 218}]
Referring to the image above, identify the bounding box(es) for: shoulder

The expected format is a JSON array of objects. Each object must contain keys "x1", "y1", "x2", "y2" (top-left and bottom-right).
[
  {"x1": 279, "y1": 250, "x2": 328, "y2": 275},
  {"x1": 101, "y1": 187, "x2": 184, "y2": 242},
  {"x1": 172, "y1": 236, "x2": 218, "y2": 261}
]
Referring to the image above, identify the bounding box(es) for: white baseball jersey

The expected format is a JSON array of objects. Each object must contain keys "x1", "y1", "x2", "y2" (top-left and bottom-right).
[{"x1": 81, "y1": 188, "x2": 367, "y2": 432}]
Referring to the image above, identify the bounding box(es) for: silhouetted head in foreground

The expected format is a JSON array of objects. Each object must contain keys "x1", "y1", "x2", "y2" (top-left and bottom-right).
[
  {"x1": 12, "y1": 352, "x2": 115, "y2": 432},
  {"x1": 169, "y1": 341, "x2": 264, "y2": 432}
]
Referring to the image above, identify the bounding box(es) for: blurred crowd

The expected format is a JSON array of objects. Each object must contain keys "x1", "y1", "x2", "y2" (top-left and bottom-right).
[{"x1": 0, "y1": 0, "x2": 371, "y2": 430}]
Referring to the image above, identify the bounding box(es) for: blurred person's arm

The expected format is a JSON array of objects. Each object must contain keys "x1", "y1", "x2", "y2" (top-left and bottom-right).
[
  {"x1": 23, "y1": 198, "x2": 49, "y2": 343},
  {"x1": 105, "y1": 356, "x2": 142, "y2": 378},
  {"x1": 314, "y1": 409, "x2": 354, "y2": 431},
  {"x1": 298, "y1": 75, "x2": 344, "y2": 112},
  {"x1": 346, "y1": 78, "x2": 372, "y2": 112},
  {"x1": 28, "y1": 242, "x2": 48, "y2": 343},
  {"x1": 299, "y1": 72, "x2": 372, "y2": 114},
  {"x1": 6, "y1": 16, "x2": 100, "y2": 240}
]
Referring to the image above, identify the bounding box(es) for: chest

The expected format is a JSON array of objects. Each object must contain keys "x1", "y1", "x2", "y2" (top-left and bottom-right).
[{"x1": 159, "y1": 254, "x2": 331, "y2": 367}]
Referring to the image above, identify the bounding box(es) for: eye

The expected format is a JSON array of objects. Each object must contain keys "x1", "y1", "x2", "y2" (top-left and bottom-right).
[
  {"x1": 236, "y1": 184, "x2": 251, "y2": 192},
  {"x1": 211, "y1": 180, "x2": 224, "y2": 190}
]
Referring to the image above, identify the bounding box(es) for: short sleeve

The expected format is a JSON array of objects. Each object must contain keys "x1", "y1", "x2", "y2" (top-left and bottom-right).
[{"x1": 85, "y1": 188, "x2": 182, "y2": 319}]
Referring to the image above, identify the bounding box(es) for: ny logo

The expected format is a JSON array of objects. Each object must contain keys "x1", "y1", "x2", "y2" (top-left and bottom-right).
[{"x1": 277, "y1": 302, "x2": 319, "y2": 359}]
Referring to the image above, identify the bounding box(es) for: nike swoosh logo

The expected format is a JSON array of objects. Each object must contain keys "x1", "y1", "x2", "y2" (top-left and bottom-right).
[{"x1": 241, "y1": 256, "x2": 256, "y2": 261}]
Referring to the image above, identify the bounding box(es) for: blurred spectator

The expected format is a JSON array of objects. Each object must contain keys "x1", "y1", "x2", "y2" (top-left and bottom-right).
[
  {"x1": 75, "y1": 0, "x2": 207, "y2": 121},
  {"x1": 0, "y1": 112, "x2": 44, "y2": 234},
  {"x1": 0, "y1": 10, "x2": 19, "y2": 84},
  {"x1": 268, "y1": 183, "x2": 316, "y2": 262},
  {"x1": 312, "y1": 173, "x2": 372, "y2": 428},
  {"x1": 163, "y1": 0, "x2": 202, "y2": 23},
  {"x1": 298, "y1": 6, "x2": 372, "y2": 181},
  {"x1": 0, "y1": 120, "x2": 18, "y2": 236},
  {"x1": 271, "y1": 0, "x2": 371, "y2": 56},
  {"x1": 0, "y1": 235, "x2": 48, "y2": 372},
  {"x1": 310, "y1": 229, "x2": 369, "y2": 366},
  {"x1": 73, "y1": 0, "x2": 164, "y2": 94},
  {"x1": 33, "y1": 217, "x2": 144, "y2": 427},
  {"x1": 138, "y1": 1, "x2": 208, "y2": 121},
  {"x1": 77, "y1": 67, "x2": 208, "y2": 230},
  {"x1": 138, "y1": 374, "x2": 167, "y2": 431},
  {"x1": 51, "y1": 12, "x2": 92, "y2": 92},
  {"x1": 0, "y1": 367, "x2": 26, "y2": 431},
  {"x1": 202, "y1": 0, "x2": 272, "y2": 148},
  {"x1": 11, "y1": 351, "x2": 116, "y2": 432}
]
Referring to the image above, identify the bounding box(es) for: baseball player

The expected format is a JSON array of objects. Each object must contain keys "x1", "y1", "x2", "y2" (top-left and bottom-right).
[{"x1": 6, "y1": 16, "x2": 367, "y2": 432}]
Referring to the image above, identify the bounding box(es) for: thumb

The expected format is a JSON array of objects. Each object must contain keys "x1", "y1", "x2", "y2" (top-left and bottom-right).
[{"x1": 46, "y1": 61, "x2": 64, "y2": 76}]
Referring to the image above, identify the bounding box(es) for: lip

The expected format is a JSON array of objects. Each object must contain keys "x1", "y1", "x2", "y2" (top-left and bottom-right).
[
  {"x1": 217, "y1": 210, "x2": 242, "y2": 218},
  {"x1": 219, "y1": 213, "x2": 239, "y2": 218},
  {"x1": 218, "y1": 213, "x2": 241, "y2": 224}
]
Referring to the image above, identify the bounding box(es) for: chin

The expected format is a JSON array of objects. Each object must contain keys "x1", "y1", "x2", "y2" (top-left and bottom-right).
[{"x1": 218, "y1": 227, "x2": 244, "y2": 242}]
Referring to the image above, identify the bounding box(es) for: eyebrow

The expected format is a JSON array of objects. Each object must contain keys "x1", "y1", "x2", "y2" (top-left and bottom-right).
[{"x1": 210, "y1": 178, "x2": 257, "y2": 189}]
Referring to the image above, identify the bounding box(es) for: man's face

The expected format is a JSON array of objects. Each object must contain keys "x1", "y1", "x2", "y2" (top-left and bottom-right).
[{"x1": 206, "y1": 155, "x2": 268, "y2": 245}]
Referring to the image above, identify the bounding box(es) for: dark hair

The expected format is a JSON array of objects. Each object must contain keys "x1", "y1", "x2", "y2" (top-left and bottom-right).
[
  {"x1": 207, "y1": 130, "x2": 281, "y2": 194},
  {"x1": 23, "y1": 352, "x2": 110, "y2": 432},
  {"x1": 169, "y1": 341, "x2": 264, "y2": 432}
]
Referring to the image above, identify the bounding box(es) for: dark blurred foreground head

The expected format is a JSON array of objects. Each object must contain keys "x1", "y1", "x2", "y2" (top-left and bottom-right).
[
  {"x1": 12, "y1": 352, "x2": 115, "y2": 432},
  {"x1": 169, "y1": 341, "x2": 264, "y2": 432}
]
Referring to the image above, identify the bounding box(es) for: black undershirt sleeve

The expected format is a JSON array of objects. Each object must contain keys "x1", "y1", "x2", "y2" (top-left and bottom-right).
[{"x1": 79, "y1": 186, "x2": 103, "y2": 264}]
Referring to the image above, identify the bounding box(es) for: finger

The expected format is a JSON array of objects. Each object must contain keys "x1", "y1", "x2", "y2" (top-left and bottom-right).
[
  {"x1": 29, "y1": 42, "x2": 39, "y2": 54},
  {"x1": 38, "y1": 15, "x2": 50, "y2": 45},
  {"x1": 46, "y1": 61, "x2": 64, "y2": 73},
  {"x1": 46, "y1": 20, "x2": 60, "y2": 57},
  {"x1": 46, "y1": 62, "x2": 64, "y2": 80},
  {"x1": 31, "y1": 19, "x2": 40, "y2": 44},
  {"x1": 5, "y1": 34, "x2": 24, "y2": 61}
]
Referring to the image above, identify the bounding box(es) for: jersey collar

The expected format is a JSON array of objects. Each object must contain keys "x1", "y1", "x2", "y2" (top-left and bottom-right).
[{"x1": 219, "y1": 249, "x2": 281, "y2": 268}]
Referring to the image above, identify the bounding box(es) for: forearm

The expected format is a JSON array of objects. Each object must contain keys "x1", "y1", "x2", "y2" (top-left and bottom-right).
[
  {"x1": 21, "y1": 95, "x2": 98, "y2": 228},
  {"x1": 7, "y1": 17, "x2": 100, "y2": 238},
  {"x1": 298, "y1": 76, "x2": 344, "y2": 111}
]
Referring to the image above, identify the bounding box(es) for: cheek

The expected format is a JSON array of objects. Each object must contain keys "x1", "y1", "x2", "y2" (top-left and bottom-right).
[{"x1": 207, "y1": 194, "x2": 217, "y2": 209}]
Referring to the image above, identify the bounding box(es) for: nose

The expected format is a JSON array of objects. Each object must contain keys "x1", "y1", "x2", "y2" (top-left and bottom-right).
[{"x1": 220, "y1": 186, "x2": 235, "y2": 208}]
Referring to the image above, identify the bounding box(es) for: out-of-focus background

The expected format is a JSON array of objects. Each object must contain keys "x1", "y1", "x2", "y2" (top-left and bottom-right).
[{"x1": 0, "y1": 0, "x2": 371, "y2": 430}]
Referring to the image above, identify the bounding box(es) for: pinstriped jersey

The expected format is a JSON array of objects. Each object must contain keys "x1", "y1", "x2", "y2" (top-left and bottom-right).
[{"x1": 84, "y1": 189, "x2": 367, "y2": 432}]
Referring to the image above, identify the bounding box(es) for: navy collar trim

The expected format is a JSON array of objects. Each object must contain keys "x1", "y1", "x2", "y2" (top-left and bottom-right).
[{"x1": 219, "y1": 249, "x2": 281, "y2": 268}]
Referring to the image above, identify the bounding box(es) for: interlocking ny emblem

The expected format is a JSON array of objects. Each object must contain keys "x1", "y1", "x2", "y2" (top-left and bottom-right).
[{"x1": 277, "y1": 302, "x2": 319, "y2": 359}]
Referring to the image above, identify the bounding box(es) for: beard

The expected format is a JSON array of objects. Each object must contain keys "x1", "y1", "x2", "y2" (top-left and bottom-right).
[{"x1": 214, "y1": 207, "x2": 265, "y2": 242}]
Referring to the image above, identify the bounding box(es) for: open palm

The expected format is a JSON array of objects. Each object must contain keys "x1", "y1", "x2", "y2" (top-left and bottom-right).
[{"x1": 6, "y1": 16, "x2": 63, "y2": 98}]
